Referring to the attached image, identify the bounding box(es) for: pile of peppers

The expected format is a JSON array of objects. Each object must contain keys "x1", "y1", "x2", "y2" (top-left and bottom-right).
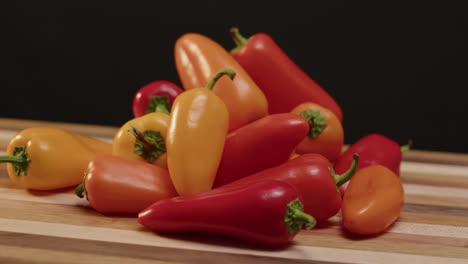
[{"x1": 0, "y1": 28, "x2": 409, "y2": 248}]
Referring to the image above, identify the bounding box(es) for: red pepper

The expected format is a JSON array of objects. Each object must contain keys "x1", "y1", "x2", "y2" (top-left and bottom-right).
[
  {"x1": 229, "y1": 28, "x2": 343, "y2": 122},
  {"x1": 213, "y1": 113, "x2": 309, "y2": 188},
  {"x1": 138, "y1": 180, "x2": 316, "y2": 247},
  {"x1": 132, "y1": 80, "x2": 184, "y2": 117},
  {"x1": 333, "y1": 133, "x2": 408, "y2": 195},
  {"x1": 220, "y1": 153, "x2": 359, "y2": 222}
]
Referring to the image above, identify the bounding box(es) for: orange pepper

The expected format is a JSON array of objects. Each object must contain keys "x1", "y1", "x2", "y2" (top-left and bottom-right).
[
  {"x1": 167, "y1": 69, "x2": 232, "y2": 195},
  {"x1": 112, "y1": 112, "x2": 170, "y2": 169},
  {"x1": 174, "y1": 33, "x2": 269, "y2": 132},
  {"x1": 0, "y1": 127, "x2": 111, "y2": 190},
  {"x1": 342, "y1": 165, "x2": 404, "y2": 235},
  {"x1": 75, "y1": 155, "x2": 177, "y2": 214},
  {"x1": 291, "y1": 102, "x2": 344, "y2": 162}
]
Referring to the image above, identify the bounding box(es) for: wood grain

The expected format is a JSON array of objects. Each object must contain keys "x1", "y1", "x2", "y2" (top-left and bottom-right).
[{"x1": 0, "y1": 118, "x2": 467, "y2": 263}]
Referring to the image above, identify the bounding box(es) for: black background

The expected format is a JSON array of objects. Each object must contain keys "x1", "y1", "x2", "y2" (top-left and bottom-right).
[{"x1": 2, "y1": 1, "x2": 468, "y2": 153}]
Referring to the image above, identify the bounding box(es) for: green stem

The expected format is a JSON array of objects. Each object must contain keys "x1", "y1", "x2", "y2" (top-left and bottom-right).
[
  {"x1": 0, "y1": 155, "x2": 26, "y2": 163},
  {"x1": 400, "y1": 139, "x2": 413, "y2": 153},
  {"x1": 230, "y1": 27, "x2": 249, "y2": 52},
  {"x1": 0, "y1": 146, "x2": 30, "y2": 176},
  {"x1": 128, "y1": 124, "x2": 166, "y2": 163},
  {"x1": 128, "y1": 124, "x2": 155, "y2": 151},
  {"x1": 75, "y1": 173, "x2": 88, "y2": 200},
  {"x1": 75, "y1": 183, "x2": 85, "y2": 198},
  {"x1": 300, "y1": 109, "x2": 327, "y2": 139},
  {"x1": 146, "y1": 95, "x2": 170, "y2": 114},
  {"x1": 330, "y1": 153, "x2": 359, "y2": 187},
  {"x1": 292, "y1": 209, "x2": 317, "y2": 230},
  {"x1": 285, "y1": 198, "x2": 317, "y2": 233},
  {"x1": 205, "y1": 68, "x2": 236, "y2": 91}
]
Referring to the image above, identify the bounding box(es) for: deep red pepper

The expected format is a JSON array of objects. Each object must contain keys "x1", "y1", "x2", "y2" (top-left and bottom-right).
[
  {"x1": 333, "y1": 133, "x2": 408, "y2": 196},
  {"x1": 138, "y1": 180, "x2": 316, "y2": 247},
  {"x1": 229, "y1": 28, "x2": 343, "y2": 122},
  {"x1": 213, "y1": 113, "x2": 309, "y2": 188},
  {"x1": 220, "y1": 153, "x2": 359, "y2": 222},
  {"x1": 132, "y1": 80, "x2": 184, "y2": 117}
]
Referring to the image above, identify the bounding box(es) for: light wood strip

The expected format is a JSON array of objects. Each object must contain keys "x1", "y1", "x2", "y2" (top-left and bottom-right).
[
  {"x1": 0, "y1": 118, "x2": 118, "y2": 138},
  {"x1": 402, "y1": 171, "x2": 468, "y2": 188},
  {"x1": 324, "y1": 214, "x2": 468, "y2": 241},
  {"x1": 404, "y1": 150, "x2": 468, "y2": 166},
  {"x1": 404, "y1": 184, "x2": 468, "y2": 199},
  {"x1": 308, "y1": 224, "x2": 468, "y2": 248},
  {"x1": 400, "y1": 212, "x2": 468, "y2": 227},
  {"x1": 296, "y1": 230, "x2": 468, "y2": 260},
  {"x1": 0, "y1": 218, "x2": 466, "y2": 264},
  {"x1": 401, "y1": 161, "x2": 468, "y2": 178},
  {"x1": 0, "y1": 187, "x2": 88, "y2": 206},
  {"x1": 0, "y1": 199, "x2": 138, "y2": 230}
]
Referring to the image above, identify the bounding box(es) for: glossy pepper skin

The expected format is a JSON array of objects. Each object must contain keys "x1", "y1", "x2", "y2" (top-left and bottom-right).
[
  {"x1": 174, "y1": 33, "x2": 269, "y2": 132},
  {"x1": 132, "y1": 80, "x2": 184, "y2": 117},
  {"x1": 229, "y1": 28, "x2": 343, "y2": 122},
  {"x1": 0, "y1": 127, "x2": 111, "y2": 190},
  {"x1": 166, "y1": 69, "x2": 232, "y2": 195},
  {"x1": 291, "y1": 102, "x2": 344, "y2": 163},
  {"x1": 342, "y1": 165, "x2": 404, "y2": 235},
  {"x1": 334, "y1": 133, "x2": 405, "y2": 195},
  {"x1": 138, "y1": 180, "x2": 316, "y2": 247},
  {"x1": 75, "y1": 155, "x2": 177, "y2": 214},
  {"x1": 213, "y1": 113, "x2": 309, "y2": 188},
  {"x1": 219, "y1": 153, "x2": 359, "y2": 222},
  {"x1": 113, "y1": 112, "x2": 170, "y2": 169}
]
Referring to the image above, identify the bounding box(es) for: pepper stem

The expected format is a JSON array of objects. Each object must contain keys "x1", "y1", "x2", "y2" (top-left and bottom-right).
[
  {"x1": 330, "y1": 153, "x2": 359, "y2": 187},
  {"x1": 75, "y1": 173, "x2": 88, "y2": 200},
  {"x1": 128, "y1": 124, "x2": 165, "y2": 163},
  {"x1": 300, "y1": 109, "x2": 327, "y2": 138},
  {"x1": 0, "y1": 146, "x2": 30, "y2": 176},
  {"x1": 146, "y1": 95, "x2": 170, "y2": 114},
  {"x1": 230, "y1": 27, "x2": 249, "y2": 52},
  {"x1": 285, "y1": 198, "x2": 317, "y2": 234},
  {"x1": 206, "y1": 68, "x2": 236, "y2": 91},
  {"x1": 401, "y1": 139, "x2": 413, "y2": 153}
]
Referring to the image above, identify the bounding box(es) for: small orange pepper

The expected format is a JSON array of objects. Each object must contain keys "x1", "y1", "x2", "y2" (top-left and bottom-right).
[
  {"x1": 291, "y1": 102, "x2": 344, "y2": 162},
  {"x1": 112, "y1": 112, "x2": 170, "y2": 169},
  {"x1": 342, "y1": 165, "x2": 404, "y2": 235},
  {"x1": 174, "y1": 33, "x2": 269, "y2": 132},
  {"x1": 0, "y1": 127, "x2": 111, "y2": 190},
  {"x1": 75, "y1": 155, "x2": 177, "y2": 214},
  {"x1": 167, "y1": 68, "x2": 232, "y2": 195}
]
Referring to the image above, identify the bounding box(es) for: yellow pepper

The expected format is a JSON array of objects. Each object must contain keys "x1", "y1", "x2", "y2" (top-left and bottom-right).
[
  {"x1": 0, "y1": 127, "x2": 112, "y2": 190},
  {"x1": 112, "y1": 112, "x2": 170, "y2": 168},
  {"x1": 167, "y1": 68, "x2": 233, "y2": 195}
]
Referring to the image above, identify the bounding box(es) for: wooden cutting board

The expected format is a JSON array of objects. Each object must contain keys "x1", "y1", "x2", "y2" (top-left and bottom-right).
[{"x1": 0, "y1": 118, "x2": 467, "y2": 264}]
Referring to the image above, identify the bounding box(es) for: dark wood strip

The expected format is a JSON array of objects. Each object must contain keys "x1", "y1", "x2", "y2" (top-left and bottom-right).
[
  {"x1": 403, "y1": 203, "x2": 468, "y2": 217},
  {"x1": 399, "y1": 212, "x2": 468, "y2": 227},
  {"x1": 0, "y1": 245, "x2": 173, "y2": 264},
  {"x1": 405, "y1": 194, "x2": 468, "y2": 209}
]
